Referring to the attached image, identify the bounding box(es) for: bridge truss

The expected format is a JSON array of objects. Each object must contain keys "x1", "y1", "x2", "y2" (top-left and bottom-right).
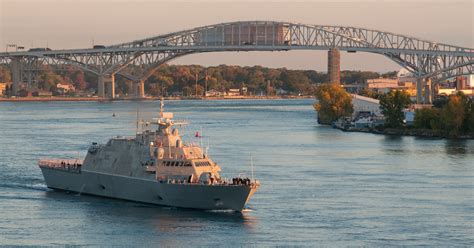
[{"x1": 1, "y1": 21, "x2": 473, "y2": 101}]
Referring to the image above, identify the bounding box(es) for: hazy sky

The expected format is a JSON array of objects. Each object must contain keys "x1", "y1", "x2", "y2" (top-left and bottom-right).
[{"x1": 1, "y1": 0, "x2": 473, "y2": 72}]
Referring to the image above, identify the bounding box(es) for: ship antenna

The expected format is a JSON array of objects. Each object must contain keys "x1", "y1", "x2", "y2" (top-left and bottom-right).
[
  {"x1": 136, "y1": 108, "x2": 139, "y2": 134},
  {"x1": 251, "y1": 155, "x2": 255, "y2": 182}
]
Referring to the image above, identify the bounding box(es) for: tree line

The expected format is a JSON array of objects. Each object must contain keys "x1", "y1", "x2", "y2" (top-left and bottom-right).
[
  {"x1": 0, "y1": 64, "x2": 394, "y2": 96},
  {"x1": 414, "y1": 93, "x2": 474, "y2": 137},
  {"x1": 314, "y1": 83, "x2": 474, "y2": 138}
]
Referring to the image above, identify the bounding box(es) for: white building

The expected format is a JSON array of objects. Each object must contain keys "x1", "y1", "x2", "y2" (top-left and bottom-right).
[
  {"x1": 227, "y1": 89, "x2": 241, "y2": 96},
  {"x1": 56, "y1": 82, "x2": 75, "y2": 93},
  {"x1": 467, "y1": 74, "x2": 474, "y2": 87},
  {"x1": 351, "y1": 94, "x2": 382, "y2": 117}
]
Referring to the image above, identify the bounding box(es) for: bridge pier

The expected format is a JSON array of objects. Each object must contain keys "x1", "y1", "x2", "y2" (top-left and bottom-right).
[
  {"x1": 11, "y1": 58, "x2": 20, "y2": 95},
  {"x1": 129, "y1": 80, "x2": 145, "y2": 98},
  {"x1": 424, "y1": 78, "x2": 432, "y2": 104},
  {"x1": 138, "y1": 80, "x2": 145, "y2": 98},
  {"x1": 416, "y1": 78, "x2": 423, "y2": 104},
  {"x1": 108, "y1": 74, "x2": 116, "y2": 99},
  {"x1": 328, "y1": 48, "x2": 341, "y2": 85},
  {"x1": 98, "y1": 74, "x2": 115, "y2": 98},
  {"x1": 98, "y1": 75, "x2": 105, "y2": 97},
  {"x1": 416, "y1": 78, "x2": 433, "y2": 104}
]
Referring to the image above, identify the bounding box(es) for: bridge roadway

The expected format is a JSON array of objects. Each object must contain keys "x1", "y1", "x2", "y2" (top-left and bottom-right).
[{"x1": 1, "y1": 21, "x2": 473, "y2": 103}]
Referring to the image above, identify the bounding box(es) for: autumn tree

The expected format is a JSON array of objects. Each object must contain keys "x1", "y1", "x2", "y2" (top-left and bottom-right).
[
  {"x1": 0, "y1": 65, "x2": 12, "y2": 82},
  {"x1": 72, "y1": 70, "x2": 87, "y2": 90},
  {"x1": 379, "y1": 90, "x2": 411, "y2": 128},
  {"x1": 413, "y1": 92, "x2": 474, "y2": 137},
  {"x1": 37, "y1": 68, "x2": 64, "y2": 91},
  {"x1": 313, "y1": 83, "x2": 353, "y2": 124},
  {"x1": 146, "y1": 83, "x2": 162, "y2": 96},
  {"x1": 440, "y1": 93, "x2": 468, "y2": 136}
]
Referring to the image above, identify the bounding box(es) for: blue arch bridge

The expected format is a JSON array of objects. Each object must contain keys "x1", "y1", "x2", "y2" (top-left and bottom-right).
[{"x1": 1, "y1": 21, "x2": 473, "y2": 103}]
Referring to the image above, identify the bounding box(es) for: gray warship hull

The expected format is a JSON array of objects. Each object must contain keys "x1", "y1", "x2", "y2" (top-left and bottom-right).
[{"x1": 40, "y1": 167, "x2": 257, "y2": 211}]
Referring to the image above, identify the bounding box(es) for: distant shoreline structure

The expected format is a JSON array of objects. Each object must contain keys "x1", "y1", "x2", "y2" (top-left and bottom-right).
[{"x1": 0, "y1": 95, "x2": 314, "y2": 102}]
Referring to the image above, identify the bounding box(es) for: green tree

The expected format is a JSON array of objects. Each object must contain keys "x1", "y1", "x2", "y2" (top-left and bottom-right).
[
  {"x1": 433, "y1": 95, "x2": 449, "y2": 108},
  {"x1": 464, "y1": 98, "x2": 474, "y2": 134},
  {"x1": 341, "y1": 70, "x2": 379, "y2": 84},
  {"x1": 313, "y1": 84, "x2": 353, "y2": 124},
  {"x1": 439, "y1": 93, "x2": 467, "y2": 136},
  {"x1": 414, "y1": 108, "x2": 440, "y2": 129},
  {"x1": 413, "y1": 92, "x2": 474, "y2": 137},
  {"x1": 379, "y1": 90, "x2": 411, "y2": 128},
  {"x1": 380, "y1": 71, "x2": 398, "y2": 78},
  {"x1": 456, "y1": 92, "x2": 474, "y2": 134}
]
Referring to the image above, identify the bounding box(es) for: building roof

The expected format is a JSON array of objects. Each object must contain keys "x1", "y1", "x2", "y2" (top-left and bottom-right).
[{"x1": 351, "y1": 94, "x2": 380, "y2": 104}]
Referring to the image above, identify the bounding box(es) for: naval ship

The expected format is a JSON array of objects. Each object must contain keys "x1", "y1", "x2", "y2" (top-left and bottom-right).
[{"x1": 38, "y1": 100, "x2": 259, "y2": 211}]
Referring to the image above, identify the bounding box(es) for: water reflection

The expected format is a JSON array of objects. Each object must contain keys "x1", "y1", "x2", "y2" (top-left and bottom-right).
[
  {"x1": 42, "y1": 190, "x2": 258, "y2": 233},
  {"x1": 444, "y1": 139, "x2": 470, "y2": 155},
  {"x1": 381, "y1": 135, "x2": 406, "y2": 154}
]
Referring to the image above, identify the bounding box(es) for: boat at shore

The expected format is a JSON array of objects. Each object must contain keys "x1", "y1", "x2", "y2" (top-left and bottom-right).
[{"x1": 38, "y1": 99, "x2": 260, "y2": 211}]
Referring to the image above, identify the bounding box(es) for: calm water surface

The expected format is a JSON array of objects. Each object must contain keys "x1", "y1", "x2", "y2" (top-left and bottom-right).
[{"x1": 0, "y1": 99, "x2": 473, "y2": 246}]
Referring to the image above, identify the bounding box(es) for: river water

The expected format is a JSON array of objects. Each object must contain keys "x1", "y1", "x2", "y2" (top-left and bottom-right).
[{"x1": 0, "y1": 99, "x2": 472, "y2": 246}]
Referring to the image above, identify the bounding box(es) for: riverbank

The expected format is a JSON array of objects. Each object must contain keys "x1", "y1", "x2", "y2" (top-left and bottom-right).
[
  {"x1": 334, "y1": 125, "x2": 474, "y2": 139},
  {"x1": 0, "y1": 95, "x2": 313, "y2": 102}
]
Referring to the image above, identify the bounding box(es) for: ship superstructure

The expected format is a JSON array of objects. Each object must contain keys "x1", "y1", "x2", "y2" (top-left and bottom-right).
[{"x1": 39, "y1": 100, "x2": 259, "y2": 211}]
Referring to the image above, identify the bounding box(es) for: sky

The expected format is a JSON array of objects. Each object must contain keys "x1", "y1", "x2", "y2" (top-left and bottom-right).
[{"x1": 1, "y1": 0, "x2": 473, "y2": 72}]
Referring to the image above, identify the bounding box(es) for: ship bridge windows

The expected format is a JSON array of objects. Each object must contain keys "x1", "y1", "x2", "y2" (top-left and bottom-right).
[
  {"x1": 162, "y1": 160, "x2": 192, "y2": 167},
  {"x1": 194, "y1": 161, "x2": 211, "y2": 167}
]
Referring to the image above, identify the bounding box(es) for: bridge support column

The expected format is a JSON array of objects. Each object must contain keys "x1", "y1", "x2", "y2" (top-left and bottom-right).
[
  {"x1": 107, "y1": 74, "x2": 116, "y2": 99},
  {"x1": 423, "y1": 78, "x2": 432, "y2": 104},
  {"x1": 131, "y1": 80, "x2": 145, "y2": 98},
  {"x1": 416, "y1": 78, "x2": 424, "y2": 104},
  {"x1": 11, "y1": 58, "x2": 20, "y2": 95},
  {"x1": 98, "y1": 74, "x2": 115, "y2": 99},
  {"x1": 98, "y1": 75, "x2": 105, "y2": 98},
  {"x1": 328, "y1": 48, "x2": 340, "y2": 85},
  {"x1": 138, "y1": 80, "x2": 145, "y2": 98}
]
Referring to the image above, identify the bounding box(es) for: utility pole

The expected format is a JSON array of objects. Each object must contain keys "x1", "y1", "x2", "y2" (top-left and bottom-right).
[
  {"x1": 204, "y1": 71, "x2": 208, "y2": 97},
  {"x1": 195, "y1": 71, "x2": 198, "y2": 96}
]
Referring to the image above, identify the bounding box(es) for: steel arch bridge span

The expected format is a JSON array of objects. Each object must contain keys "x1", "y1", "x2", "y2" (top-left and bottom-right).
[
  {"x1": 1, "y1": 21, "x2": 473, "y2": 97},
  {"x1": 108, "y1": 21, "x2": 473, "y2": 80}
]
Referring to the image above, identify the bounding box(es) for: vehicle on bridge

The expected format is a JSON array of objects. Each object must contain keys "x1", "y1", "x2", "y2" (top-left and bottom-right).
[{"x1": 28, "y1": 48, "x2": 52, "y2": 52}]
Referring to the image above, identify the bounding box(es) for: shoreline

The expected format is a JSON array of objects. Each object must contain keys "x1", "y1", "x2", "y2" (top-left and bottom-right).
[
  {"x1": 0, "y1": 95, "x2": 314, "y2": 102},
  {"x1": 333, "y1": 125, "x2": 474, "y2": 140}
]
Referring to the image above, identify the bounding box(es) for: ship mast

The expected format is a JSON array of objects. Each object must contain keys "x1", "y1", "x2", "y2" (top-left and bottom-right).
[
  {"x1": 159, "y1": 97, "x2": 164, "y2": 118},
  {"x1": 135, "y1": 108, "x2": 139, "y2": 134}
]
